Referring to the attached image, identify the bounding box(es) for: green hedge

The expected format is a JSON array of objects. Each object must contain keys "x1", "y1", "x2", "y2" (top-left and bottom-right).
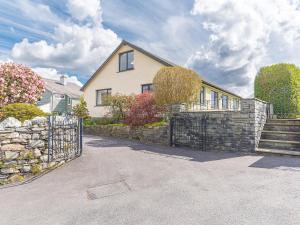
[
  {"x1": 0, "y1": 103, "x2": 48, "y2": 122},
  {"x1": 254, "y1": 63, "x2": 300, "y2": 118}
]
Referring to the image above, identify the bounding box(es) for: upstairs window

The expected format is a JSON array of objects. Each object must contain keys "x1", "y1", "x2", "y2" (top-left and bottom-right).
[
  {"x1": 211, "y1": 91, "x2": 219, "y2": 109},
  {"x1": 141, "y1": 84, "x2": 154, "y2": 93},
  {"x1": 222, "y1": 95, "x2": 228, "y2": 109},
  {"x1": 54, "y1": 94, "x2": 65, "y2": 99},
  {"x1": 96, "y1": 89, "x2": 112, "y2": 106},
  {"x1": 119, "y1": 51, "x2": 134, "y2": 72}
]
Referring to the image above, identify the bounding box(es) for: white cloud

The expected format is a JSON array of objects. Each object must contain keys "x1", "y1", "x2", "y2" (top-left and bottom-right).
[
  {"x1": 188, "y1": 0, "x2": 300, "y2": 97},
  {"x1": 10, "y1": 0, "x2": 120, "y2": 76},
  {"x1": 0, "y1": 56, "x2": 12, "y2": 64},
  {"x1": 67, "y1": 0, "x2": 102, "y2": 23},
  {"x1": 33, "y1": 67, "x2": 83, "y2": 87}
]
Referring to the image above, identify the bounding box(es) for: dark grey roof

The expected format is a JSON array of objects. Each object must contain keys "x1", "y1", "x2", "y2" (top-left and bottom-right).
[
  {"x1": 81, "y1": 40, "x2": 176, "y2": 91},
  {"x1": 44, "y1": 78, "x2": 82, "y2": 98}
]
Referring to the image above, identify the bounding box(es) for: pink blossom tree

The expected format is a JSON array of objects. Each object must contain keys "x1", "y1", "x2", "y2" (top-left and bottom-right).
[{"x1": 0, "y1": 63, "x2": 45, "y2": 106}]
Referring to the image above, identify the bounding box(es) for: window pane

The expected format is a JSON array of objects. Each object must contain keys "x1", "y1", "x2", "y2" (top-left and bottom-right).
[
  {"x1": 96, "y1": 91, "x2": 102, "y2": 105},
  {"x1": 96, "y1": 89, "x2": 111, "y2": 105},
  {"x1": 142, "y1": 84, "x2": 153, "y2": 93},
  {"x1": 211, "y1": 91, "x2": 218, "y2": 109},
  {"x1": 222, "y1": 95, "x2": 228, "y2": 109},
  {"x1": 119, "y1": 53, "x2": 127, "y2": 71},
  {"x1": 215, "y1": 93, "x2": 219, "y2": 108},
  {"x1": 211, "y1": 92, "x2": 215, "y2": 108},
  {"x1": 101, "y1": 89, "x2": 111, "y2": 104},
  {"x1": 233, "y1": 99, "x2": 239, "y2": 110},
  {"x1": 142, "y1": 85, "x2": 147, "y2": 93},
  {"x1": 149, "y1": 84, "x2": 153, "y2": 91},
  {"x1": 200, "y1": 87, "x2": 205, "y2": 105},
  {"x1": 127, "y1": 51, "x2": 134, "y2": 69}
]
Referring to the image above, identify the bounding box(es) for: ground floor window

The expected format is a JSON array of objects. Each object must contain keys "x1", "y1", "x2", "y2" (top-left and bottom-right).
[
  {"x1": 68, "y1": 97, "x2": 72, "y2": 105},
  {"x1": 96, "y1": 88, "x2": 112, "y2": 106},
  {"x1": 233, "y1": 98, "x2": 240, "y2": 110},
  {"x1": 211, "y1": 91, "x2": 219, "y2": 109},
  {"x1": 222, "y1": 95, "x2": 228, "y2": 109},
  {"x1": 200, "y1": 87, "x2": 205, "y2": 105},
  {"x1": 141, "y1": 83, "x2": 154, "y2": 93}
]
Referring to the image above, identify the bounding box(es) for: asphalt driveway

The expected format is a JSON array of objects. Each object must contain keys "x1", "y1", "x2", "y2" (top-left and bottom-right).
[{"x1": 0, "y1": 135, "x2": 300, "y2": 225}]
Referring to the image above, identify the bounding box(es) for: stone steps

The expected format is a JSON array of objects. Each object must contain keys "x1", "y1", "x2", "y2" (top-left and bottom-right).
[
  {"x1": 263, "y1": 123, "x2": 300, "y2": 132},
  {"x1": 256, "y1": 148, "x2": 300, "y2": 157},
  {"x1": 267, "y1": 119, "x2": 300, "y2": 125},
  {"x1": 261, "y1": 130, "x2": 300, "y2": 142},
  {"x1": 258, "y1": 119, "x2": 300, "y2": 156},
  {"x1": 259, "y1": 139, "x2": 300, "y2": 151}
]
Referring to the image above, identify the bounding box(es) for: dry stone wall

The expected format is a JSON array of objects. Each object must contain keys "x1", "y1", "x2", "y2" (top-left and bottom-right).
[
  {"x1": 84, "y1": 125, "x2": 169, "y2": 146},
  {"x1": 0, "y1": 117, "x2": 65, "y2": 185}
]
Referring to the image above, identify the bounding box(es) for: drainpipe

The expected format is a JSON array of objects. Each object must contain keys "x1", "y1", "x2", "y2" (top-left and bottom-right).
[{"x1": 51, "y1": 92, "x2": 54, "y2": 112}]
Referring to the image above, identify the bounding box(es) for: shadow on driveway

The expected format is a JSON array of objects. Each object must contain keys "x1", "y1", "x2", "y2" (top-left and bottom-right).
[
  {"x1": 85, "y1": 135, "x2": 300, "y2": 170},
  {"x1": 85, "y1": 135, "x2": 248, "y2": 163},
  {"x1": 249, "y1": 156, "x2": 300, "y2": 170}
]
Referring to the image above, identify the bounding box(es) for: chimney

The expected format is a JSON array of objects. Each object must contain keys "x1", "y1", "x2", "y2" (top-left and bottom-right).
[{"x1": 60, "y1": 75, "x2": 67, "y2": 86}]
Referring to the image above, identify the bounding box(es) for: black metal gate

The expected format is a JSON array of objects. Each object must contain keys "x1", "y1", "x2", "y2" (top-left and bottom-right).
[
  {"x1": 268, "y1": 87, "x2": 300, "y2": 118},
  {"x1": 170, "y1": 114, "x2": 207, "y2": 150},
  {"x1": 48, "y1": 115, "x2": 83, "y2": 162}
]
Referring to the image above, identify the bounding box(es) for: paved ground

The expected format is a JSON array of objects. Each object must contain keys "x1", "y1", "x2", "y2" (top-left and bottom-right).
[{"x1": 1, "y1": 135, "x2": 300, "y2": 225}]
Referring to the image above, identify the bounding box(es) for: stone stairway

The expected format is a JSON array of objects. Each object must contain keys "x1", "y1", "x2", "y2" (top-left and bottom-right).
[{"x1": 257, "y1": 119, "x2": 300, "y2": 156}]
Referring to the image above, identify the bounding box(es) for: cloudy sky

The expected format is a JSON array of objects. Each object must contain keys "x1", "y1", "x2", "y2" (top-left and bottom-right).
[{"x1": 1, "y1": 0, "x2": 300, "y2": 96}]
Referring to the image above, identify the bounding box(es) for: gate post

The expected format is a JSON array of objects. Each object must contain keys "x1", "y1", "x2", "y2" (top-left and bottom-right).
[
  {"x1": 47, "y1": 116, "x2": 51, "y2": 163},
  {"x1": 169, "y1": 117, "x2": 174, "y2": 146},
  {"x1": 79, "y1": 117, "x2": 83, "y2": 155}
]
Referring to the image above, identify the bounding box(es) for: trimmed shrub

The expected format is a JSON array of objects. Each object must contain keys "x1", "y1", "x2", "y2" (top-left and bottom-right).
[
  {"x1": 83, "y1": 118, "x2": 96, "y2": 126},
  {"x1": 254, "y1": 63, "x2": 300, "y2": 117},
  {"x1": 124, "y1": 93, "x2": 165, "y2": 126},
  {"x1": 144, "y1": 121, "x2": 167, "y2": 127},
  {"x1": 0, "y1": 63, "x2": 45, "y2": 106},
  {"x1": 0, "y1": 103, "x2": 47, "y2": 122},
  {"x1": 103, "y1": 94, "x2": 135, "y2": 122},
  {"x1": 73, "y1": 96, "x2": 89, "y2": 119},
  {"x1": 153, "y1": 66, "x2": 202, "y2": 106},
  {"x1": 83, "y1": 117, "x2": 119, "y2": 126}
]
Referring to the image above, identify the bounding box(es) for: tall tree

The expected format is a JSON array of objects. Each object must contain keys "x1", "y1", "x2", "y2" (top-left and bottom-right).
[{"x1": 255, "y1": 63, "x2": 300, "y2": 118}]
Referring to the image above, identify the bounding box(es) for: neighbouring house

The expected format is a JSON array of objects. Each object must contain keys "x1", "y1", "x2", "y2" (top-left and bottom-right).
[
  {"x1": 81, "y1": 40, "x2": 242, "y2": 118},
  {"x1": 37, "y1": 75, "x2": 82, "y2": 114}
]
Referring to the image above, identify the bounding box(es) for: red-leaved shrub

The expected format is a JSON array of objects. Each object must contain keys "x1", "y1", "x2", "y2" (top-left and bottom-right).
[{"x1": 124, "y1": 93, "x2": 165, "y2": 126}]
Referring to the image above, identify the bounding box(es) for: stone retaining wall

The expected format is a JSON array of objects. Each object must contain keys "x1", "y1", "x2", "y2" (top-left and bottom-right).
[
  {"x1": 84, "y1": 99, "x2": 267, "y2": 153},
  {"x1": 0, "y1": 117, "x2": 65, "y2": 185},
  {"x1": 84, "y1": 125, "x2": 169, "y2": 146},
  {"x1": 172, "y1": 99, "x2": 268, "y2": 152}
]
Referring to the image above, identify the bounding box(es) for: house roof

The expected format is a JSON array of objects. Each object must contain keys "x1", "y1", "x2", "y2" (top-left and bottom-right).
[
  {"x1": 44, "y1": 78, "x2": 82, "y2": 98},
  {"x1": 81, "y1": 40, "x2": 176, "y2": 91},
  {"x1": 81, "y1": 40, "x2": 242, "y2": 98},
  {"x1": 202, "y1": 80, "x2": 241, "y2": 98}
]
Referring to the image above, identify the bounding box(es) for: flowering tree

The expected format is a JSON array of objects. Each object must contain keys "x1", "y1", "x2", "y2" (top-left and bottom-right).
[
  {"x1": 0, "y1": 63, "x2": 45, "y2": 106},
  {"x1": 124, "y1": 92, "x2": 165, "y2": 126}
]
